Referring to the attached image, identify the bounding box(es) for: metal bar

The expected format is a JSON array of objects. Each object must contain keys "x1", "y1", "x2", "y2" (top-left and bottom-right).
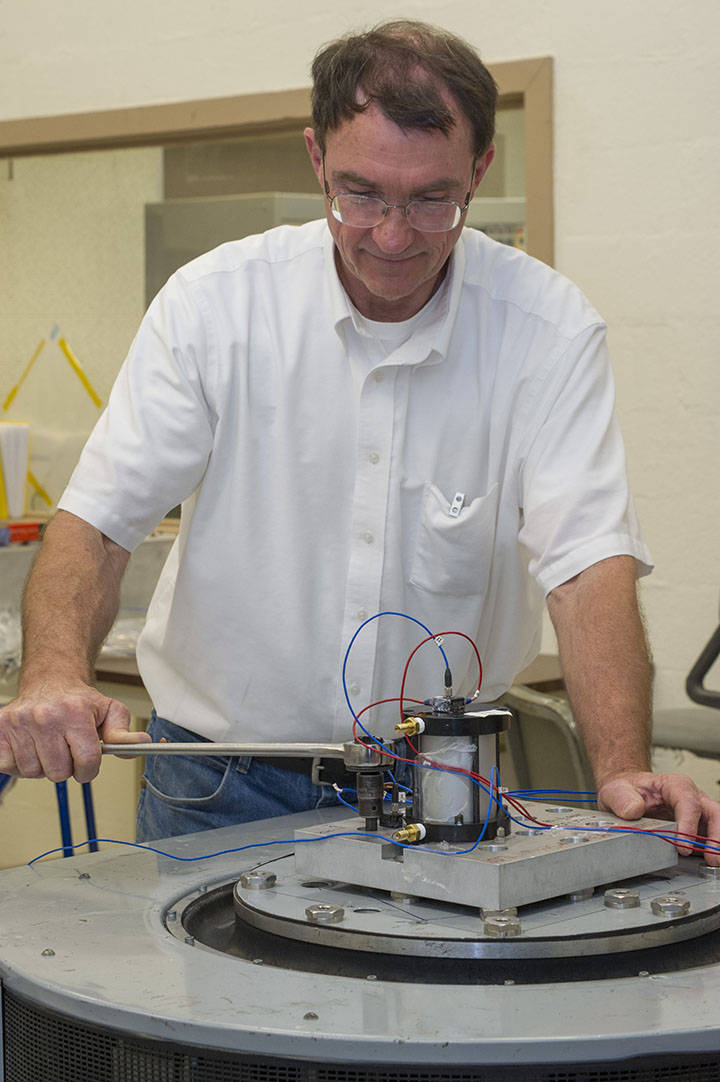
[{"x1": 102, "y1": 741, "x2": 348, "y2": 758}]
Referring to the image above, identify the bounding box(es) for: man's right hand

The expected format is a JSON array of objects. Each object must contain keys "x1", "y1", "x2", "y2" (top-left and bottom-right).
[{"x1": 0, "y1": 682, "x2": 150, "y2": 784}]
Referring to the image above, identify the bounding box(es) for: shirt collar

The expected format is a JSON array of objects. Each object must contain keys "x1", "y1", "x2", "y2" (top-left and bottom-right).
[{"x1": 323, "y1": 224, "x2": 466, "y2": 368}]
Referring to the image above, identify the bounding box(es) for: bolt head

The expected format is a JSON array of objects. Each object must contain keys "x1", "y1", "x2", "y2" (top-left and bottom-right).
[
  {"x1": 651, "y1": 894, "x2": 691, "y2": 917},
  {"x1": 604, "y1": 888, "x2": 641, "y2": 909},
  {"x1": 239, "y1": 870, "x2": 277, "y2": 891},
  {"x1": 484, "y1": 915, "x2": 521, "y2": 938},
  {"x1": 305, "y1": 903, "x2": 345, "y2": 924}
]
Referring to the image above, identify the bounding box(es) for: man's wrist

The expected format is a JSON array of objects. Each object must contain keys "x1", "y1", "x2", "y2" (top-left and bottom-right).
[{"x1": 18, "y1": 659, "x2": 94, "y2": 694}]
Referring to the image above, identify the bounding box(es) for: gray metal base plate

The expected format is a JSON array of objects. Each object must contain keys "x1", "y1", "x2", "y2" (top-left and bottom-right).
[{"x1": 294, "y1": 803, "x2": 678, "y2": 909}]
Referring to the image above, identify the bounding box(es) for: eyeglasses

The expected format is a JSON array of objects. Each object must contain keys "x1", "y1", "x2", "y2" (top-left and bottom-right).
[{"x1": 322, "y1": 157, "x2": 476, "y2": 233}]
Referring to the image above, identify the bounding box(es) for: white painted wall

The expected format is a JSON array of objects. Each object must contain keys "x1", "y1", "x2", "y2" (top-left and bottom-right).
[{"x1": 1, "y1": 0, "x2": 719, "y2": 713}]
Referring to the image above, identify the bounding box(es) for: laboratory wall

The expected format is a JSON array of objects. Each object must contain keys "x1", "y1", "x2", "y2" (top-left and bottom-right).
[{"x1": 1, "y1": 0, "x2": 719, "y2": 716}]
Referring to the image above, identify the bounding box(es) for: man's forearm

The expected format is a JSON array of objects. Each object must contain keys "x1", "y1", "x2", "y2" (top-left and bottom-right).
[
  {"x1": 20, "y1": 511, "x2": 130, "y2": 689},
  {"x1": 546, "y1": 555, "x2": 652, "y2": 787}
]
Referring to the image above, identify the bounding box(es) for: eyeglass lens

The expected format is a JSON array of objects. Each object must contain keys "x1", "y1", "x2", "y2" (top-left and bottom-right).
[{"x1": 331, "y1": 195, "x2": 461, "y2": 232}]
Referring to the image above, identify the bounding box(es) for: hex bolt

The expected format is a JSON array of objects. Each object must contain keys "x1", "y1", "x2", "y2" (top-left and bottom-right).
[
  {"x1": 239, "y1": 871, "x2": 277, "y2": 891},
  {"x1": 305, "y1": 903, "x2": 345, "y2": 924},
  {"x1": 78, "y1": 872, "x2": 91, "y2": 880},
  {"x1": 484, "y1": 914, "x2": 522, "y2": 938},
  {"x1": 604, "y1": 888, "x2": 641, "y2": 909},
  {"x1": 184, "y1": 935, "x2": 195, "y2": 946},
  {"x1": 304, "y1": 1012, "x2": 319, "y2": 1020},
  {"x1": 651, "y1": 894, "x2": 691, "y2": 917},
  {"x1": 41, "y1": 948, "x2": 55, "y2": 957},
  {"x1": 166, "y1": 910, "x2": 177, "y2": 922},
  {"x1": 699, "y1": 864, "x2": 720, "y2": 881}
]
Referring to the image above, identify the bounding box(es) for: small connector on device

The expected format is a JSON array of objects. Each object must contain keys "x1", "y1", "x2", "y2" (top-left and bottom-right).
[
  {"x1": 392, "y1": 822, "x2": 427, "y2": 844},
  {"x1": 394, "y1": 716, "x2": 426, "y2": 736}
]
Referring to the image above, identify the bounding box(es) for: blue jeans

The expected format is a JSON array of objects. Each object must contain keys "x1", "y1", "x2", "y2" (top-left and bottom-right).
[{"x1": 136, "y1": 714, "x2": 411, "y2": 842}]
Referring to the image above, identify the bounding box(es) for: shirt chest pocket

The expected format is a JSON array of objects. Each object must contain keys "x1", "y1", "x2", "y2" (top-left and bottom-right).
[{"x1": 408, "y1": 482, "x2": 500, "y2": 598}]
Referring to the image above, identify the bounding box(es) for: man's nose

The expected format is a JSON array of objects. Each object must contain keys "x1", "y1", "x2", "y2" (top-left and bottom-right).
[{"x1": 371, "y1": 207, "x2": 415, "y2": 252}]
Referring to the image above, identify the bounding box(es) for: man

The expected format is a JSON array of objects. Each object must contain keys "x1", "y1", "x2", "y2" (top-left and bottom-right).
[{"x1": 1, "y1": 20, "x2": 718, "y2": 858}]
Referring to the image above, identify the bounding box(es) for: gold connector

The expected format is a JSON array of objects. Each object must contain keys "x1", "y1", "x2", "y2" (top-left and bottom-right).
[
  {"x1": 393, "y1": 823, "x2": 426, "y2": 844},
  {"x1": 394, "y1": 717, "x2": 424, "y2": 736}
]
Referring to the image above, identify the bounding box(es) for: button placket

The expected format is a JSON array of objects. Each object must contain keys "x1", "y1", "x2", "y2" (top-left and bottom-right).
[{"x1": 334, "y1": 366, "x2": 396, "y2": 737}]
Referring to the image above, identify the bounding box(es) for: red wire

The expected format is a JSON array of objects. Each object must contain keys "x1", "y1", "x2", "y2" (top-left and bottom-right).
[{"x1": 398, "y1": 630, "x2": 483, "y2": 723}]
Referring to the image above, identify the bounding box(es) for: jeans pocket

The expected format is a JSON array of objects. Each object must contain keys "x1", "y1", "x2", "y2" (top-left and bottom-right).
[{"x1": 142, "y1": 752, "x2": 234, "y2": 807}]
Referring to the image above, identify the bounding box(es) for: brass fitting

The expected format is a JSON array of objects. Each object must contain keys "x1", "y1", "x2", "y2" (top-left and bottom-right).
[
  {"x1": 394, "y1": 716, "x2": 425, "y2": 736},
  {"x1": 393, "y1": 822, "x2": 427, "y2": 844}
]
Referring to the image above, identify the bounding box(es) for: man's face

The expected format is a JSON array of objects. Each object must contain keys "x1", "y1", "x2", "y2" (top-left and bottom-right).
[{"x1": 305, "y1": 103, "x2": 494, "y2": 322}]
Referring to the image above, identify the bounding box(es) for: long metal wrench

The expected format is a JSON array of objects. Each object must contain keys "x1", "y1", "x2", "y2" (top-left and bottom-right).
[{"x1": 101, "y1": 741, "x2": 347, "y2": 758}]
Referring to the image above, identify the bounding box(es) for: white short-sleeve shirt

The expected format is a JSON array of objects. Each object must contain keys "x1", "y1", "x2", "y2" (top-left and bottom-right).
[{"x1": 59, "y1": 220, "x2": 652, "y2": 743}]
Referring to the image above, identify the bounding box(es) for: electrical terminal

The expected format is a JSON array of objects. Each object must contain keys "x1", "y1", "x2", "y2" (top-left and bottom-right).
[
  {"x1": 393, "y1": 822, "x2": 427, "y2": 844},
  {"x1": 395, "y1": 717, "x2": 426, "y2": 736}
]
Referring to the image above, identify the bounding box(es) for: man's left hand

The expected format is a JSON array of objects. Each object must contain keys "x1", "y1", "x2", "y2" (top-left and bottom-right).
[{"x1": 597, "y1": 771, "x2": 720, "y2": 867}]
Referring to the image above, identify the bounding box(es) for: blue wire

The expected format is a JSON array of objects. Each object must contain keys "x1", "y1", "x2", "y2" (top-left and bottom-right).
[
  {"x1": 54, "y1": 781, "x2": 73, "y2": 858},
  {"x1": 29, "y1": 787, "x2": 720, "y2": 867},
  {"x1": 342, "y1": 611, "x2": 450, "y2": 750},
  {"x1": 334, "y1": 790, "x2": 358, "y2": 813},
  {"x1": 386, "y1": 770, "x2": 413, "y2": 794}
]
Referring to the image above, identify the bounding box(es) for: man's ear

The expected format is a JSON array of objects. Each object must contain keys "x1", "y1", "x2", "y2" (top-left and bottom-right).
[
  {"x1": 304, "y1": 128, "x2": 324, "y2": 184},
  {"x1": 471, "y1": 144, "x2": 496, "y2": 196}
]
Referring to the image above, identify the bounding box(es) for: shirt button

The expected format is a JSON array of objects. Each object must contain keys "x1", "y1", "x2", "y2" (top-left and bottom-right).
[
  {"x1": 363, "y1": 531, "x2": 374, "y2": 544},
  {"x1": 350, "y1": 683, "x2": 361, "y2": 696},
  {"x1": 369, "y1": 451, "x2": 380, "y2": 464}
]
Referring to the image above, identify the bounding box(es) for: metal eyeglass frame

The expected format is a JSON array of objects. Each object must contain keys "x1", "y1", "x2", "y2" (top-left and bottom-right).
[{"x1": 322, "y1": 155, "x2": 477, "y2": 233}]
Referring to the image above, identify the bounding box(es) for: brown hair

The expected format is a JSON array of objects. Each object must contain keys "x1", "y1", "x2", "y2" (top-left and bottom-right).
[{"x1": 310, "y1": 19, "x2": 498, "y2": 156}]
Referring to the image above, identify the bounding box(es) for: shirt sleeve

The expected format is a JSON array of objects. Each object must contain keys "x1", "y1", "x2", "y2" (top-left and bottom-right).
[
  {"x1": 518, "y1": 322, "x2": 653, "y2": 595},
  {"x1": 58, "y1": 274, "x2": 216, "y2": 551}
]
